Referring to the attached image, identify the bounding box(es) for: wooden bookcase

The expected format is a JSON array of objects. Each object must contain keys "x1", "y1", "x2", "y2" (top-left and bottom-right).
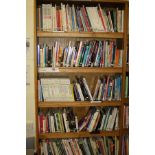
[{"x1": 34, "y1": 0, "x2": 129, "y2": 154}]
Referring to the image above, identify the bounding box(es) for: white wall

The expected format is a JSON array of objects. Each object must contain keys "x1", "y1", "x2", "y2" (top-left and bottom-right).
[{"x1": 26, "y1": 0, "x2": 35, "y2": 137}]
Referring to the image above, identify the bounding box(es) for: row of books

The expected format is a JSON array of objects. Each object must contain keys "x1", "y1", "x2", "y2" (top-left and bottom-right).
[
  {"x1": 125, "y1": 75, "x2": 129, "y2": 98},
  {"x1": 122, "y1": 135, "x2": 129, "y2": 155},
  {"x1": 37, "y1": 3, "x2": 124, "y2": 32},
  {"x1": 123, "y1": 105, "x2": 129, "y2": 129},
  {"x1": 38, "y1": 107, "x2": 119, "y2": 133},
  {"x1": 40, "y1": 137, "x2": 119, "y2": 155},
  {"x1": 38, "y1": 76, "x2": 122, "y2": 102},
  {"x1": 37, "y1": 41, "x2": 123, "y2": 68}
]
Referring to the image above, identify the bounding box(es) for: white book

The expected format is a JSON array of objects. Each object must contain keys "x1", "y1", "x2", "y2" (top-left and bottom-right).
[
  {"x1": 71, "y1": 47, "x2": 76, "y2": 67},
  {"x1": 117, "y1": 8, "x2": 121, "y2": 32},
  {"x1": 40, "y1": 142, "x2": 44, "y2": 155},
  {"x1": 75, "y1": 41, "x2": 83, "y2": 67},
  {"x1": 63, "y1": 111, "x2": 70, "y2": 132},
  {"x1": 86, "y1": 7, "x2": 104, "y2": 32},
  {"x1": 76, "y1": 83, "x2": 84, "y2": 101},
  {"x1": 119, "y1": 50, "x2": 123, "y2": 67},
  {"x1": 75, "y1": 116, "x2": 78, "y2": 131},
  {"x1": 66, "y1": 42, "x2": 72, "y2": 67},
  {"x1": 109, "y1": 108, "x2": 118, "y2": 130},
  {"x1": 41, "y1": 78, "x2": 71, "y2": 85},
  {"x1": 102, "y1": 8, "x2": 110, "y2": 32},
  {"x1": 89, "y1": 138, "x2": 98, "y2": 155},
  {"x1": 93, "y1": 79, "x2": 101, "y2": 100},
  {"x1": 97, "y1": 83, "x2": 103, "y2": 101},
  {"x1": 72, "y1": 4, "x2": 78, "y2": 31},
  {"x1": 50, "y1": 115, "x2": 55, "y2": 132},
  {"x1": 87, "y1": 110, "x2": 100, "y2": 132},
  {"x1": 53, "y1": 5, "x2": 57, "y2": 31},
  {"x1": 42, "y1": 4, "x2": 46, "y2": 31},
  {"x1": 47, "y1": 4, "x2": 52, "y2": 31},
  {"x1": 115, "y1": 109, "x2": 119, "y2": 130},
  {"x1": 82, "y1": 77, "x2": 93, "y2": 101},
  {"x1": 106, "y1": 114, "x2": 112, "y2": 131},
  {"x1": 49, "y1": 142, "x2": 55, "y2": 155},
  {"x1": 121, "y1": 10, "x2": 124, "y2": 32},
  {"x1": 61, "y1": 3, "x2": 67, "y2": 31},
  {"x1": 99, "y1": 114, "x2": 106, "y2": 130},
  {"x1": 43, "y1": 141, "x2": 48, "y2": 155},
  {"x1": 66, "y1": 140, "x2": 73, "y2": 155},
  {"x1": 52, "y1": 142, "x2": 59, "y2": 155}
]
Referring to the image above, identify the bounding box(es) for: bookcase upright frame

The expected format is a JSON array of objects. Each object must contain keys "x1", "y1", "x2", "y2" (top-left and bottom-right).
[{"x1": 33, "y1": 0, "x2": 129, "y2": 154}]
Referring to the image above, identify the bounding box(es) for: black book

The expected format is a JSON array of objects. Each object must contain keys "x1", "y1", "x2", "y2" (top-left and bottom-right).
[
  {"x1": 67, "y1": 109, "x2": 76, "y2": 131},
  {"x1": 73, "y1": 82, "x2": 81, "y2": 101},
  {"x1": 47, "y1": 48, "x2": 51, "y2": 67},
  {"x1": 76, "y1": 77, "x2": 90, "y2": 101}
]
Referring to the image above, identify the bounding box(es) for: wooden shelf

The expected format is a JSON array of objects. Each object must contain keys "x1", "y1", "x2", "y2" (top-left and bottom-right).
[
  {"x1": 37, "y1": 0, "x2": 128, "y2": 4},
  {"x1": 39, "y1": 131, "x2": 120, "y2": 139},
  {"x1": 37, "y1": 31, "x2": 124, "y2": 38},
  {"x1": 38, "y1": 67, "x2": 122, "y2": 74},
  {"x1": 38, "y1": 101, "x2": 121, "y2": 108},
  {"x1": 122, "y1": 98, "x2": 129, "y2": 103},
  {"x1": 122, "y1": 128, "x2": 129, "y2": 135}
]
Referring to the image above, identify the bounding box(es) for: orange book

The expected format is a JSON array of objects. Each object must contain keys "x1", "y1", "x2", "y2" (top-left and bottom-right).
[{"x1": 114, "y1": 49, "x2": 120, "y2": 67}]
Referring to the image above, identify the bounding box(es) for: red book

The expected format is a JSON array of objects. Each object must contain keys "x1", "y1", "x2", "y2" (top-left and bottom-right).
[
  {"x1": 39, "y1": 113, "x2": 44, "y2": 133},
  {"x1": 114, "y1": 49, "x2": 120, "y2": 66},
  {"x1": 98, "y1": 5, "x2": 106, "y2": 31},
  {"x1": 56, "y1": 9, "x2": 60, "y2": 31},
  {"x1": 81, "y1": 6, "x2": 91, "y2": 32}
]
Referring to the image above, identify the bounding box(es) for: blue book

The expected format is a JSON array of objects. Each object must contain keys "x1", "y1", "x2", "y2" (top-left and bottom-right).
[{"x1": 82, "y1": 44, "x2": 90, "y2": 67}]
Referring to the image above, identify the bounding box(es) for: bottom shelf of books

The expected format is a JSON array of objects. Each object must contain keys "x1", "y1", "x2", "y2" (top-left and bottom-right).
[{"x1": 40, "y1": 136, "x2": 120, "y2": 155}]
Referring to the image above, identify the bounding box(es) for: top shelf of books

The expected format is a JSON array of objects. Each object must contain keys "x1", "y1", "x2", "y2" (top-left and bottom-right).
[{"x1": 37, "y1": 31, "x2": 124, "y2": 38}]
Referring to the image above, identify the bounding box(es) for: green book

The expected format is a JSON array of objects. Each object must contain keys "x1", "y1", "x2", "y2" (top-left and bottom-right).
[{"x1": 125, "y1": 76, "x2": 129, "y2": 98}]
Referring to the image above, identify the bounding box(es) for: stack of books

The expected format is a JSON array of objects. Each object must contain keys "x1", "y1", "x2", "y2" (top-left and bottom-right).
[
  {"x1": 38, "y1": 108, "x2": 77, "y2": 133},
  {"x1": 40, "y1": 137, "x2": 119, "y2": 155},
  {"x1": 37, "y1": 4, "x2": 124, "y2": 32},
  {"x1": 78, "y1": 107, "x2": 119, "y2": 132},
  {"x1": 38, "y1": 107, "x2": 119, "y2": 133},
  {"x1": 37, "y1": 41, "x2": 123, "y2": 68},
  {"x1": 38, "y1": 75, "x2": 122, "y2": 102}
]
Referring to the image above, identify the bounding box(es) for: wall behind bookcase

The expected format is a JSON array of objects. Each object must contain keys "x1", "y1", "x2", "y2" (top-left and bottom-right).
[{"x1": 26, "y1": 0, "x2": 35, "y2": 137}]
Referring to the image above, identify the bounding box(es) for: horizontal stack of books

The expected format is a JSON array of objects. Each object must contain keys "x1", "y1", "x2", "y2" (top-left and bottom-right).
[
  {"x1": 38, "y1": 76, "x2": 122, "y2": 102},
  {"x1": 37, "y1": 4, "x2": 124, "y2": 32},
  {"x1": 38, "y1": 107, "x2": 119, "y2": 133},
  {"x1": 40, "y1": 137, "x2": 119, "y2": 155},
  {"x1": 37, "y1": 41, "x2": 123, "y2": 68}
]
